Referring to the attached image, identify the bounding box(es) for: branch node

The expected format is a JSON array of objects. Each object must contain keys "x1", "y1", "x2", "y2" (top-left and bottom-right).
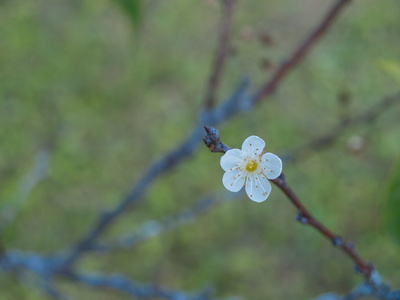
[
  {"x1": 354, "y1": 264, "x2": 363, "y2": 274},
  {"x1": 332, "y1": 236, "x2": 343, "y2": 246},
  {"x1": 295, "y1": 211, "x2": 308, "y2": 224},
  {"x1": 203, "y1": 126, "x2": 231, "y2": 153}
]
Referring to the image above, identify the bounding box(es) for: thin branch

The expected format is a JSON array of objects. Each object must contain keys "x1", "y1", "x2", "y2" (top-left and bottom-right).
[
  {"x1": 62, "y1": 79, "x2": 249, "y2": 267},
  {"x1": 271, "y1": 175, "x2": 373, "y2": 278},
  {"x1": 253, "y1": 0, "x2": 351, "y2": 103},
  {"x1": 62, "y1": 271, "x2": 237, "y2": 300},
  {"x1": 289, "y1": 91, "x2": 400, "y2": 163},
  {"x1": 40, "y1": 277, "x2": 70, "y2": 300},
  {"x1": 61, "y1": 0, "x2": 352, "y2": 268},
  {"x1": 60, "y1": 126, "x2": 204, "y2": 267},
  {"x1": 203, "y1": 126, "x2": 232, "y2": 153},
  {"x1": 0, "y1": 250, "x2": 237, "y2": 300},
  {"x1": 313, "y1": 274, "x2": 400, "y2": 300},
  {"x1": 202, "y1": 126, "x2": 373, "y2": 279},
  {"x1": 90, "y1": 194, "x2": 236, "y2": 252},
  {"x1": 0, "y1": 148, "x2": 51, "y2": 234},
  {"x1": 204, "y1": 0, "x2": 236, "y2": 110}
]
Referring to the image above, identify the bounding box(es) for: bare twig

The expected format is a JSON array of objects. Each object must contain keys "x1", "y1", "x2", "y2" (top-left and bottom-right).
[
  {"x1": 271, "y1": 175, "x2": 373, "y2": 278},
  {"x1": 60, "y1": 126, "x2": 204, "y2": 267},
  {"x1": 253, "y1": 0, "x2": 351, "y2": 103},
  {"x1": 203, "y1": 126, "x2": 373, "y2": 278},
  {"x1": 0, "y1": 250, "x2": 236, "y2": 300},
  {"x1": 288, "y1": 91, "x2": 400, "y2": 162},
  {"x1": 204, "y1": 0, "x2": 236, "y2": 109},
  {"x1": 62, "y1": 79, "x2": 249, "y2": 268},
  {"x1": 40, "y1": 277, "x2": 70, "y2": 300},
  {"x1": 65, "y1": 271, "x2": 220, "y2": 300},
  {"x1": 203, "y1": 126, "x2": 232, "y2": 153},
  {"x1": 0, "y1": 148, "x2": 51, "y2": 234},
  {"x1": 61, "y1": 0, "x2": 352, "y2": 269},
  {"x1": 313, "y1": 274, "x2": 400, "y2": 300},
  {"x1": 89, "y1": 194, "x2": 237, "y2": 252}
]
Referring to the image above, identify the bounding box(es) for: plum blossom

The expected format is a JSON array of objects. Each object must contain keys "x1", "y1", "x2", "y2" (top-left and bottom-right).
[{"x1": 220, "y1": 135, "x2": 282, "y2": 203}]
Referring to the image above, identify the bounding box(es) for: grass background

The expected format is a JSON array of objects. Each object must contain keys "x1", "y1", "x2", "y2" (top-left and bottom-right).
[{"x1": 1, "y1": 0, "x2": 400, "y2": 299}]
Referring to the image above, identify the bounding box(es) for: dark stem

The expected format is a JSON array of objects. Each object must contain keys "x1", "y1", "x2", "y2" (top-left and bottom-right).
[
  {"x1": 203, "y1": 126, "x2": 373, "y2": 278},
  {"x1": 204, "y1": 0, "x2": 236, "y2": 110},
  {"x1": 253, "y1": 0, "x2": 351, "y2": 103},
  {"x1": 60, "y1": 0, "x2": 351, "y2": 269},
  {"x1": 271, "y1": 176, "x2": 372, "y2": 278}
]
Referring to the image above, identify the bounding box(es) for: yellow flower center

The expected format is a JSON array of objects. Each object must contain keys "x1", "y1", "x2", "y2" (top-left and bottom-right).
[{"x1": 245, "y1": 160, "x2": 258, "y2": 172}]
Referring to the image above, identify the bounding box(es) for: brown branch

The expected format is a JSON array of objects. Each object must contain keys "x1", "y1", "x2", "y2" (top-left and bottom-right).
[
  {"x1": 253, "y1": 0, "x2": 351, "y2": 103},
  {"x1": 271, "y1": 176, "x2": 372, "y2": 278},
  {"x1": 60, "y1": 0, "x2": 350, "y2": 268},
  {"x1": 203, "y1": 126, "x2": 373, "y2": 278},
  {"x1": 204, "y1": 0, "x2": 236, "y2": 110}
]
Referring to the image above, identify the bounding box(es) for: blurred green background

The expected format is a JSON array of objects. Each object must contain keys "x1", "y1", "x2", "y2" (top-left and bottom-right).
[{"x1": 1, "y1": 0, "x2": 400, "y2": 299}]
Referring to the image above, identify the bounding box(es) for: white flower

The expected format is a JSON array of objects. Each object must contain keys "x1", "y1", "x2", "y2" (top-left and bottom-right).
[{"x1": 220, "y1": 135, "x2": 282, "y2": 203}]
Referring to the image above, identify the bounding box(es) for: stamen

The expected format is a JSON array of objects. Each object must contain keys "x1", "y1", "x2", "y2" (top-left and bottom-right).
[{"x1": 245, "y1": 160, "x2": 258, "y2": 172}]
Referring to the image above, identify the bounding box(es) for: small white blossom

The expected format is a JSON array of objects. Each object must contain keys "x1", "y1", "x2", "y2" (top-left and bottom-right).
[{"x1": 220, "y1": 135, "x2": 282, "y2": 203}]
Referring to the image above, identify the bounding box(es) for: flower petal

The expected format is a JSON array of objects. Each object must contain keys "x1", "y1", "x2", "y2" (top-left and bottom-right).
[
  {"x1": 241, "y1": 135, "x2": 265, "y2": 157},
  {"x1": 220, "y1": 149, "x2": 243, "y2": 171},
  {"x1": 261, "y1": 152, "x2": 282, "y2": 179},
  {"x1": 245, "y1": 174, "x2": 272, "y2": 203},
  {"x1": 222, "y1": 170, "x2": 246, "y2": 192}
]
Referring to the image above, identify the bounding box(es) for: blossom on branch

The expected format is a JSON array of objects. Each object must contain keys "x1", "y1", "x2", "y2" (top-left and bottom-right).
[{"x1": 220, "y1": 136, "x2": 282, "y2": 203}]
